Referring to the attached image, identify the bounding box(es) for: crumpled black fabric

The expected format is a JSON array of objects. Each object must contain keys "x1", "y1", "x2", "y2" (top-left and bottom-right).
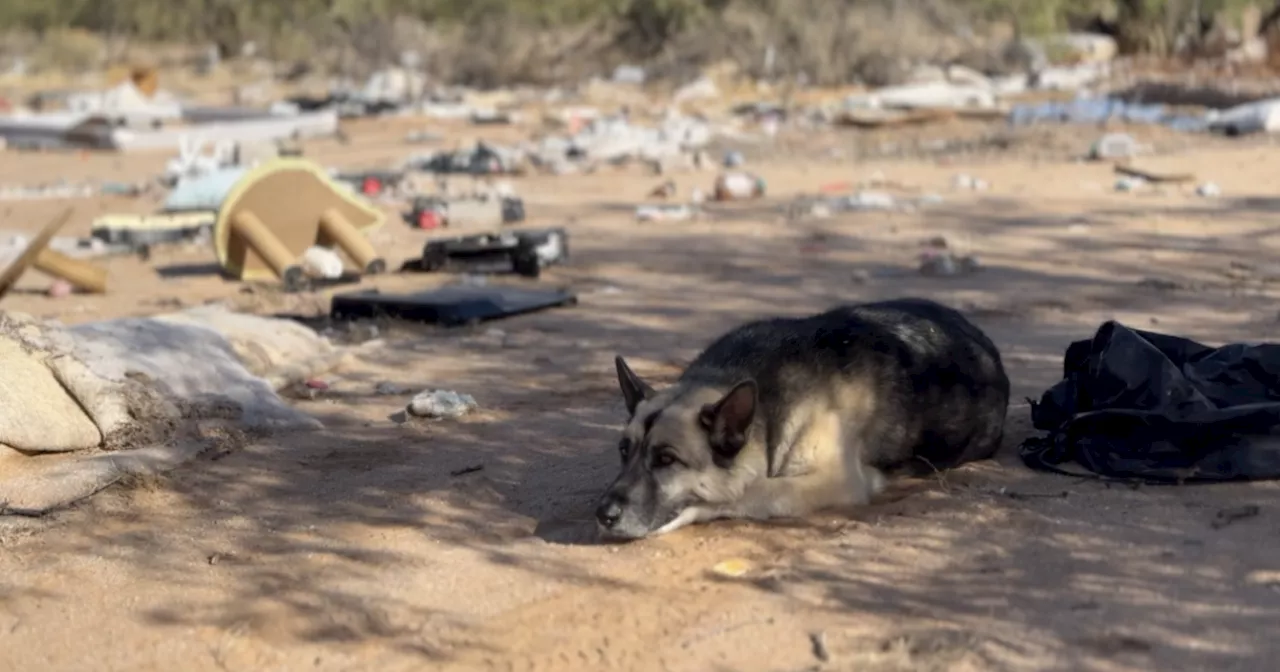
[{"x1": 1020, "y1": 321, "x2": 1280, "y2": 483}]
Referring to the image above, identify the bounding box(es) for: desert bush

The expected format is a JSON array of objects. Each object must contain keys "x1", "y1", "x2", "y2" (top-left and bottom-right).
[{"x1": 0, "y1": 0, "x2": 1272, "y2": 84}]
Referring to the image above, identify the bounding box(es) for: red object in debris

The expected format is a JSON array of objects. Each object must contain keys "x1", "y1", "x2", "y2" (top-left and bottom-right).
[
  {"x1": 819, "y1": 181, "x2": 852, "y2": 194},
  {"x1": 304, "y1": 379, "x2": 330, "y2": 390},
  {"x1": 47, "y1": 279, "x2": 73, "y2": 298},
  {"x1": 417, "y1": 211, "x2": 441, "y2": 230},
  {"x1": 362, "y1": 176, "x2": 382, "y2": 195}
]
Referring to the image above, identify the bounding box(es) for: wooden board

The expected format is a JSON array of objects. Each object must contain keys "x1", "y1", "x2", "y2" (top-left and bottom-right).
[{"x1": 0, "y1": 209, "x2": 73, "y2": 300}]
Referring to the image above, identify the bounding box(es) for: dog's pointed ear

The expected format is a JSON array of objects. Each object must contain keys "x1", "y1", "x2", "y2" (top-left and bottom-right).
[
  {"x1": 698, "y1": 380, "x2": 757, "y2": 459},
  {"x1": 615, "y1": 356, "x2": 656, "y2": 416}
]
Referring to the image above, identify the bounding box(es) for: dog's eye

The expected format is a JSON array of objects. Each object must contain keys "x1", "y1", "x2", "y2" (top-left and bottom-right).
[
  {"x1": 652, "y1": 449, "x2": 679, "y2": 468},
  {"x1": 618, "y1": 438, "x2": 632, "y2": 459}
]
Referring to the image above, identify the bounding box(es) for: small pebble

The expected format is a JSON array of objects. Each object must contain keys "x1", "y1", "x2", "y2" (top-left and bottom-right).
[
  {"x1": 810, "y1": 631, "x2": 831, "y2": 662},
  {"x1": 407, "y1": 389, "x2": 477, "y2": 419},
  {"x1": 375, "y1": 381, "x2": 411, "y2": 396},
  {"x1": 710, "y1": 558, "x2": 753, "y2": 578},
  {"x1": 1197, "y1": 182, "x2": 1221, "y2": 197},
  {"x1": 1115, "y1": 177, "x2": 1145, "y2": 192}
]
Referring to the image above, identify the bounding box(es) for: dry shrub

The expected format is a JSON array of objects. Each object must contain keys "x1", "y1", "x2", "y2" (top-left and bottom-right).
[
  {"x1": 653, "y1": 0, "x2": 980, "y2": 86},
  {"x1": 28, "y1": 28, "x2": 104, "y2": 73},
  {"x1": 421, "y1": 15, "x2": 619, "y2": 88}
]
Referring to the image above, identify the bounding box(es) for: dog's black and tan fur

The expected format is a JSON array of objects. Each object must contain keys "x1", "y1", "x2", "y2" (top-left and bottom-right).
[{"x1": 595, "y1": 298, "x2": 1010, "y2": 540}]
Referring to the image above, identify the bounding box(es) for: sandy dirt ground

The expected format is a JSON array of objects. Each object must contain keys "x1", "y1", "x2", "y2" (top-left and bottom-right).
[{"x1": 3, "y1": 117, "x2": 1280, "y2": 671}]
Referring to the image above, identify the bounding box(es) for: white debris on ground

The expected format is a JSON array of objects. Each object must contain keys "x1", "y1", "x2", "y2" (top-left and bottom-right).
[
  {"x1": 1197, "y1": 182, "x2": 1222, "y2": 197},
  {"x1": 1089, "y1": 133, "x2": 1140, "y2": 161},
  {"x1": 300, "y1": 246, "x2": 345, "y2": 279},
  {"x1": 407, "y1": 389, "x2": 478, "y2": 419},
  {"x1": 525, "y1": 111, "x2": 713, "y2": 174}
]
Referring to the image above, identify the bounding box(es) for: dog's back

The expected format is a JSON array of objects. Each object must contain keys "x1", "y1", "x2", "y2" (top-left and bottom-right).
[{"x1": 679, "y1": 297, "x2": 1010, "y2": 476}]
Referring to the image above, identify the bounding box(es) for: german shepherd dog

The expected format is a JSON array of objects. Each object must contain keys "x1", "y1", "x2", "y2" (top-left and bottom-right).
[{"x1": 595, "y1": 298, "x2": 1010, "y2": 540}]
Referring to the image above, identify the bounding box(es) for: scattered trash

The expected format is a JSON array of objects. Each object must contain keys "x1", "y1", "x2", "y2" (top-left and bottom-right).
[
  {"x1": 636, "y1": 204, "x2": 697, "y2": 222},
  {"x1": 330, "y1": 286, "x2": 578, "y2": 327},
  {"x1": 405, "y1": 130, "x2": 442, "y2": 144},
  {"x1": 300, "y1": 246, "x2": 345, "y2": 280},
  {"x1": 836, "y1": 107, "x2": 967, "y2": 129},
  {"x1": 1196, "y1": 182, "x2": 1222, "y2": 197},
  {"x1": 1206, "y1": 97, "x2": 1280, "y2": 136},
  {"x1": 470, "y1": 110, "x2": 514, "y2": 126},
  {"x1": 648, "y1": 180, "x2": 677, "y2": 199},
  {"x1": 402, "y1": 228, "x2": 569, "y2": 279},
  {"x1": 951, "y1": 174, "x2": 989, "y2": 191},
  {"x1": 843, "y1": 80, "x2": 999, "y2": 112},
  {"x1": 919, "y1": 249, "x2": 981, "y2": 276},
  {"x1": 1114, "y1": 176, "x2": 1145, "y2": 192},
  {"x1": 374, "y1": 381, "x2": 412, "y2": 396},
  {"x1": 838, "y1": 191, "x2": 898, "y2": 211},
  {"x1": 714, "y1": 172, "x2": 765, "y2": 201},
  {"x1": 99, "y1": 181, "x2": 144, "y2": 197},
  {"x1": 1010, "y1": 97, "x2": 1206, "y2": 133},
  {"x1": 611, "y1": 65, "x2": 646, "y2": 85},
  {"x1": 406, "y1": 142, "x2": 520, "y2": 176},
  {"x1": 722, "y1": 151, "x2": 744, "y2": 168},
  {"x1": 0, "y1": 209, "x2": 108, "y2": 300},
  {"x1": 0, "y1": 181, "x2": 96, "y2": 201},
  {"x1": 333, "y1": 169, "x2": 405, "y2": 197},
  {"x1": 1089, "y1": 133, "x2": 1139, "y2": 161},
  {"x1": 407, "y1": 192, "x2": 524, "y2": 231},
  {"x1": 407, "y1": 389, "x2": 478, "y2": 419},
  {"x1": 91, "y1": 212, "x2": 214, "y2": 249},
  {"x1": 46, "y1": 279, "x2": 74, "y2": 298},
  {"x1": 1022, "y1": 322, "x2": 1280, "y2": 482},
  {"x1": 164, "y1": 136, "x2": 239, "y2": 185},
  {"x1": 211, "y1": 158, "x2": 386, "y2": 291},
  {"x1": 1114, "y1": 163, "x2": 1194, "y2": 184}
]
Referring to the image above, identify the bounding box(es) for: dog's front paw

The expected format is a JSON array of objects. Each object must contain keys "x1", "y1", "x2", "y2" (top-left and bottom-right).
[{"x1": 651, "y1": 508, "x2": 704, "y2": 536}]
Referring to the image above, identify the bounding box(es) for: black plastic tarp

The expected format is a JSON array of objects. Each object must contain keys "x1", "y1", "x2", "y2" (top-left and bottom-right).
[{"x1": 1021, "y1": 321, "x2": 1280, "y2": 483}]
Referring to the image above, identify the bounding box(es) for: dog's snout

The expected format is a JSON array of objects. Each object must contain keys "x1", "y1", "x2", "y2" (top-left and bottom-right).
[{"x1": 595, "y1": 494, "x2": 625, "y2": 529}]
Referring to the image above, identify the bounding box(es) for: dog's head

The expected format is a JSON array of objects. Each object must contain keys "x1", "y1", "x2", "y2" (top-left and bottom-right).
[{"x1": 594, "y1": 355, "x2": 759, "y2": 540}]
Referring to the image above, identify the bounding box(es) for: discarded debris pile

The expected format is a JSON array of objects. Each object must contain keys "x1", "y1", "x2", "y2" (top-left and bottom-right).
[
  {"x1": 0, "y1": 69, "x2": 340, "y2": 152},
  {"x1": 525, "y1": 112, "x2": 712, "y2": 174},
  {"x1": 405, "y1": 142, "x2": 524, "y2": 176},
  {"x1": 0, "y1": 306, "x2": 357, "y2": 515}
]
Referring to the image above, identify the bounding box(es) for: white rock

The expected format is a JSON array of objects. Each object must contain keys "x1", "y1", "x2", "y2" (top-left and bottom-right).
[{"x1": 407, "y1": 390, "x2": 477, "y2": 419}]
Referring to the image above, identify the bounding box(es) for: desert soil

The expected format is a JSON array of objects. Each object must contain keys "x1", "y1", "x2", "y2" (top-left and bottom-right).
[{"x1": 2, "y1": 117, "x2": 1280, "y2": 672}]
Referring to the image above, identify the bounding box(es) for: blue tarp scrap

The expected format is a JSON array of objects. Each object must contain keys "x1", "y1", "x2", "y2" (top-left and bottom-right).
[{"x1": 1008, "y1": 97, "x2": 1208, "y2": 133}]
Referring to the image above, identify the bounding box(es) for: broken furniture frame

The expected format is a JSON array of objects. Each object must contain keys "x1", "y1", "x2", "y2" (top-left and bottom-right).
[
  {"x1": 0, "y1": 208, "x2": 109, "y2": 300},
  {"x1": 213, "y1": 158, "x2": 387, "y2": 291}
]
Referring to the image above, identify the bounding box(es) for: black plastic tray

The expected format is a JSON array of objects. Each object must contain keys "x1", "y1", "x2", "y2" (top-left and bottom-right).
[{"x1": 330, "y1": 285, "x2": 577, "y2": 326}]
